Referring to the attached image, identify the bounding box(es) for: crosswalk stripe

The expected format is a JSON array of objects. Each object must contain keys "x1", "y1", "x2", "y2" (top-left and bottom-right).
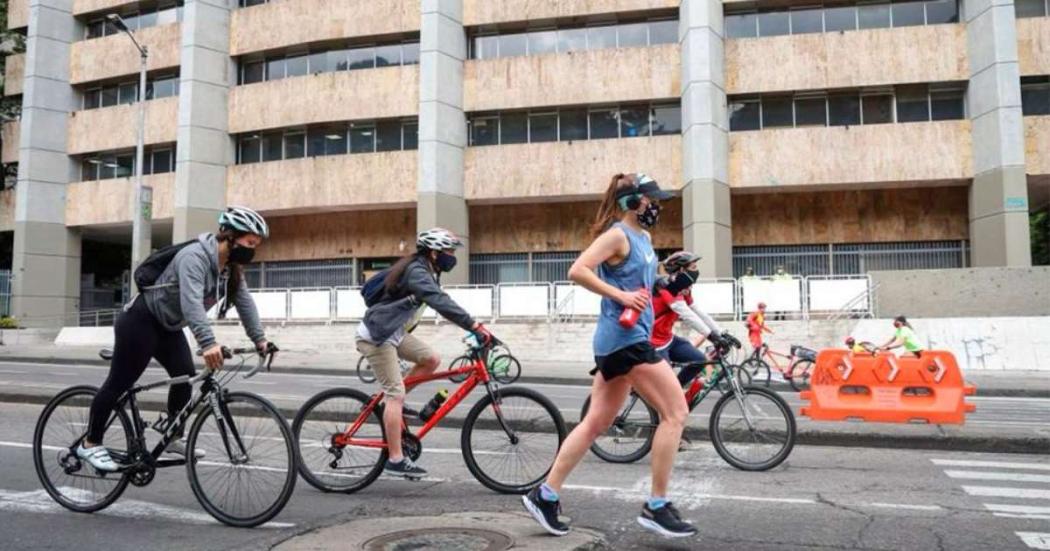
[
  {"x1": 962, "y1": 486, "x2": 1050, "y2": 500},
  {"x1": 986, "y1": 504, "x2": 1050, "y2": 515},
  {"x1": 945, "y1": 470, "x2": 1050, "y2": 484},
  {"x1": 997, "y1": 513, "x2": 1050, "y2": 521},
  {"x1": 932, "y1": 459, "x2": 1050, "y2": 472},
  {"x1": 1017, "y1": 532, "x2": 1050, "y2": 550}
]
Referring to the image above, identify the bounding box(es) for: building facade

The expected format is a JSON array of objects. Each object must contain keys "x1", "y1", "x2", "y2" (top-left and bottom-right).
[{"x1": 1, "y1": 0, "x2": 1048, "y2": 322}]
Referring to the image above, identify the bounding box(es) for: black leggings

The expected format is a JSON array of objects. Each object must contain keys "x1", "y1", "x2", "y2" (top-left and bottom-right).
[{"x1": 86, "y1": 297, "x2": 195, "y2": 444}]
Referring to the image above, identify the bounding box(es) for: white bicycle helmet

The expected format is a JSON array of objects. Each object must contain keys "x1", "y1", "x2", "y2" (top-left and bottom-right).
[
  {"x1": 416, "y1": 227, "x2": 462, "y2": 251},
  {"x1": 219, "y1": 205, "x2": 269, "y2": 238}
]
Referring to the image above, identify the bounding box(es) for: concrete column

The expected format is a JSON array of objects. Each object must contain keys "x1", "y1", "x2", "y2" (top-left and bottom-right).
[
  {"x1": 12, "y1": 1, "x2": 81, "y2": 325},
  {"x1": 964, "y1": 0, "x2": 1031, "y2": 266},
  {"x1": 418, "y1": 0, "x2": 469, "y2": 284},
  {"x1": 680, "y1": 0, "x2": 732, "y2": 278},
  {"x1": 173, "y1": 0, "x2": 232, "y2": 242}
]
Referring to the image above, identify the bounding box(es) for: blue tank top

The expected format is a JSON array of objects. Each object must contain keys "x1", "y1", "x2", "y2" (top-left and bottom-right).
[{"x1": 592, "y1": 222, "x2": 657, "y2": 357}]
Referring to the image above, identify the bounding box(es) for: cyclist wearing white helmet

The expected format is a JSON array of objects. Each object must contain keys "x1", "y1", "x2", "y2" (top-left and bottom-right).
[
  {"x1": 356, "y1": 227, "x2": 496, "y2": 480},
  {"x1": 78, "y1": 206, "x2": 271, "y2": 473}
]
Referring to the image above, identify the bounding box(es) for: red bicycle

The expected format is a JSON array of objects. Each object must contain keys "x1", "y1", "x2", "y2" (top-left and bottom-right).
[{"x1": 292, "y1": 337, "x2": 566, "y2": 494}]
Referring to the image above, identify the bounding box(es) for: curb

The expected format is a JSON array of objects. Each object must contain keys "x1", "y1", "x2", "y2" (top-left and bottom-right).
[
  {"x1": 1, "y1": 355, "x2": 1046, "y2": 397},
  {"x1": 4, "y1": 390, "x2": 1045, "y2": 456}
]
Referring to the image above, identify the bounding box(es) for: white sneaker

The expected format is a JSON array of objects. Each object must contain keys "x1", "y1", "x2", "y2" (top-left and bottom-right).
[
  {"x1": 165, "y1": 439, "x2": 205, "y2": 459},
  {"x1": 76, "y1": 444, "x2": 120, "y2": 472}
]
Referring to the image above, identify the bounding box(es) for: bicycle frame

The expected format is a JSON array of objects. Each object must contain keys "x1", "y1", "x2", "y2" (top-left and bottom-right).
[
  {"x1": 333, "y1": 347, "x2": 503, "y2": 449},
  {"x1": 752, "y1": 344, "x2": 796, "y2": 374}
]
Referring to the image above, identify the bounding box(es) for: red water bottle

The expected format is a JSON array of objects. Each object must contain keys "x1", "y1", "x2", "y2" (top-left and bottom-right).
[{"x1": 618, "y1": 289, "x2": 648, "y2": 329}]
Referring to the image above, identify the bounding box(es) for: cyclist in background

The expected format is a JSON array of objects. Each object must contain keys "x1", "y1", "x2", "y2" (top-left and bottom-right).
[
  {"x1": 78, "y1": 206, "x2": 271, "y2": 472},
  {"x1": 879, "y1": 315, "x2": 925, "y2": 358},
  {"x1": 746, "y1": 301, "x2": 774, "y2": 351},
  {"x1": 356, "y1": 228, "x2": 496, "y2": 480},
  {"x1": 650, "y1": 251, "x2": 725, "y2": 388},
  {"x1": 522, "y1": 173, "x2": 697, "y2": 539}
]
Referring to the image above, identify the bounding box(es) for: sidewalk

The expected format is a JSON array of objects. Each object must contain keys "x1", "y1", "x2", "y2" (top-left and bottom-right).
[{"x1": 1, "y1": 344, "x2": 1047, "y2": 397}]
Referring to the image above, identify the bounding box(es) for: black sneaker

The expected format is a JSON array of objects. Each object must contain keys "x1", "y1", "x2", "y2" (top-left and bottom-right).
[
  {"x1": 637, "y1": 502, "x2": 698, "y2": 538},
  {"x1": 522, "y1": 487, "x2": 570, "y2": 536},
  {"x1": 383, "y1": 458, "x2": 427, "y2": 480}
]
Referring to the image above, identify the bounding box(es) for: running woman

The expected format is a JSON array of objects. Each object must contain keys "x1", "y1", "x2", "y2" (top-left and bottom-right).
[{"x1": 522, "y1": 173, "x2": 697, "y2": 539}]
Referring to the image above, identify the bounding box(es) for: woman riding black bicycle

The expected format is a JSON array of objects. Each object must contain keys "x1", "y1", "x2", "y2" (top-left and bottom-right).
[{"x1": 77, "y1": 206, "x2": 271, "y2": 472}]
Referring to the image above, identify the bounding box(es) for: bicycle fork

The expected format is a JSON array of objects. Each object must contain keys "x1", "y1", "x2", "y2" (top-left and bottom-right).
[
  {"x1": 208, "y1": 391, "x2": 249, "y2": 464},
  {"x1": 484, "y1": 383, "x2": 520, "y2": 446},
  {"x1": 727, "y1": 370, "x2": 760, "y2": 432}
]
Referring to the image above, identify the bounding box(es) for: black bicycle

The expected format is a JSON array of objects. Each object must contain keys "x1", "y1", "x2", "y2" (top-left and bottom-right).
[
  {"x1": 581, "y1": 337, "x2": 796, "y2": 471},
  {"x1": 32, "y1": 344, "x2": 298, "y2": 528}
]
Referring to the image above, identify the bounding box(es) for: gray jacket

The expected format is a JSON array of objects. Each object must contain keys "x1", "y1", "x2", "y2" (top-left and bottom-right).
[
  {"x1": 142, "y1": 233, "x2": 265, "y2": 349},
  {"x1": 362, "y1": 256, "x2": 475, "y2": 343}
]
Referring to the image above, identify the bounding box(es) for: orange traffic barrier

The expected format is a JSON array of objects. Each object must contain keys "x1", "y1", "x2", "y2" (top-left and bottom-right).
[{"x1": 799, "y1": 350, "x2": 976, "y2": 424}]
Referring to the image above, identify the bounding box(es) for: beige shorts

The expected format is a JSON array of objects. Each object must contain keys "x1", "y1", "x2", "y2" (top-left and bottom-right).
[{"x1": 355, "y1": 334, "x2": 435, "y2": 398}]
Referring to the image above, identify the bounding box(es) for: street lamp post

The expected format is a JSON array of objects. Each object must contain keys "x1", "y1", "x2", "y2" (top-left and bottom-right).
[{"x1": 107, "y1": 14, "x2": 152, "y2": 294}]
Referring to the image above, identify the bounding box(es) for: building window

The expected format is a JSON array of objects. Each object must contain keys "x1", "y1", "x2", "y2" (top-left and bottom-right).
[
  {"x1": 80, "y1": 73, "x2": 180, "y2": 110},
  {"x1": 235, "y1": 119, "x2": 417, "y2": 164},
  {"x1": 237, "y1": 39, "x2": 421, "y2": 85},
  {"x1": 727, "y1": 0, "x2": 958, "y2": 38},
  {"x1": 467, "y1": 17, "x2": 679, "y2": 59},
  {"x1": 1022, "y1": 76, "x2": 1050, "y2": 116},
  {"x1": 728, "y1": 83, "x2": 965, "y2": 131},
  {"x1": 83, "y1": 1, "x2": 184, "y2": 40},
  {"x1": 79, "y1": 146, "x2": 176, "y2": 181},
  {"x1": 467, "y1": 102, "x2": 682, "y2": 146},
  {"x1": 1015, "y1": 0, "x2": 1048, "y2": 17}
]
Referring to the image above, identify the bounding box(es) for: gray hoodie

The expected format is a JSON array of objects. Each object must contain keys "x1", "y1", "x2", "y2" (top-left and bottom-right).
[
  {"x1": 361, "y1": 256, "x2": 475, "y2": 344},
  {"x1": 142, "y1": 233, "x2": 265, "y2": 349}
]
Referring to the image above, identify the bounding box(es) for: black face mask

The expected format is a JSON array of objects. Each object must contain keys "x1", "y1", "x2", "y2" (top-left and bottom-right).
[
  {"x1": 229, "y1": 244, "x2": 256, "y2": 265},
  {"x1": 665, "y1": 270, "x2": 697, "y2": 295},
  {"x1": 637, "y1": 202, "x2": 661, "y2": 229},
  {"x1": 435, "y1": 252, "x2": 458, "y2": 273}
]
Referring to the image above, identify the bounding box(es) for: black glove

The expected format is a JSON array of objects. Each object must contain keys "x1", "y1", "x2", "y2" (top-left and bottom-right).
[{"x1": 721, "y1": 333, "x2": 742, "y2": 349}]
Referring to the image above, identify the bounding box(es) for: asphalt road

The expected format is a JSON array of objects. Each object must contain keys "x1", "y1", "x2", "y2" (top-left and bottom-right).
[{"x1": 2, "y1": 400, "x2": 1049, "y2": 550}]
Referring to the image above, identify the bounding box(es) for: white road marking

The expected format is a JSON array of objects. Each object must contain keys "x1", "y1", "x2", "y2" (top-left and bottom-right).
[
  {"x1": 1017, "y1": 532, "x2": 1050, "y2": 550},
  {"x1": 945, "y1": 470, "x2": 1050, "y2": 484},
  {"x1": 0, "y1": 487, "x2": 294, "y2": 528},
  {"x1": 864, "y1": 502, "x2": 943, "y2": 511},
  {"x1": 932, "y1": 459, "x2": 1050, "y2": 472},
  {"x1": 0, "y1": 370, "x2": 27, "y2": 375},
  {"x1": 996, "y1": 513, "x2": 1050, "y2": 520},
  {"x1": 0, "y1": 441, "x2": 62, "y2": 451},
  {"x1": 963, "y1": 486, "x2": 1050, "y2": 500},
  {"x1": 986, "y1": 504, "x2": 1050, "y2": 515}
]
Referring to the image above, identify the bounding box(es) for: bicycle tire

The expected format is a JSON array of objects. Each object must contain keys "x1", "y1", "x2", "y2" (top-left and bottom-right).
[
  {"x1": 788, "y1": 360, "x2": 814, "y2": 392},
  {"x1": 581, "y1": 393, "x2": 657, "y2": 464},
  {"x1": 447, "y1": 355, "x2": 473, "y2": 383},
  {"x1": 292, "y1": 387, "x2": 386, "y2": 494},
  {"x1": 357, "y1": 356, "x2": 377, "y2": 384},
  {"x1": 709, "y1": 385, "x2": 796, "y2": 471},
  {"x1": 490, "y1": 354, "x2": 522, "y2": 385},
  {"x1": 186, "y1": 391, "x2": 297, "y2": 527},
  {"x1": 33, "y1": 385, "x2": 131, "y2": 513},
  {"x1": 461, "y1": 386, "x2": 566, "y2": 494},
  {"x1": 741, "y1": 358, "x2": 771, "y2": 387}
]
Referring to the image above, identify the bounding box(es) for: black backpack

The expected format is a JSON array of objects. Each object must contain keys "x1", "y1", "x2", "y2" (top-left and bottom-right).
[
  {"x1": 360, "y1": 268, "x2": 392, "y2": 307},
  {"x1": 134, "y1": 240, "x2": 196, "y2": 290}
]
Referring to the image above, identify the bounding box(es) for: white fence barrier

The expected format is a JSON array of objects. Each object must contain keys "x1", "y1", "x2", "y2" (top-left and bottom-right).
[
  {"x1": 554, "y1": 282, "x2": 602, "y2": 317},
  {"x1": 224, "y1": 275, "x2": 871, "y2": 323},
  {"x1": 498, "y1": 283, "x2": 551, "y2": 318},
  {"x1": 692, "y1": 279, "x2": 737, "y2": 316},
  {"x1": 739, "y1": 277, "x2": 805, "y2": 313},
  {"x1": 807, "y1": 276, "x2": 871, "y2": 312}
]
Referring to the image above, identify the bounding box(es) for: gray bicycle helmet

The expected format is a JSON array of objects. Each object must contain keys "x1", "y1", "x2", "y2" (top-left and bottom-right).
[
  {"x1": 219, "y1": 205, "x2": 269, "y2": 238},
  {"x1": 663, "y1": 251, "x2": 701, "y2": 272},
  {"x1": 416, "y1": 227, "x2": 463, "y2": 251}
]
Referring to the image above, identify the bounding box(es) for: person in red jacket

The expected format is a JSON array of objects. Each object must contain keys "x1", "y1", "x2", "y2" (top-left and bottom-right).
[
  {"x1": 746, "y1": 302, "x2": 773, "y2": 350},
  {"x1": 650, "y1": 251, "x2": 726, "y2": 388}
]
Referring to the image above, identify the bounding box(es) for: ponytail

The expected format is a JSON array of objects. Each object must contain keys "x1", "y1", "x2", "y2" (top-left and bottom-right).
[{"x1": 589, "y1": 173, "x2": 636, "y2": 240}]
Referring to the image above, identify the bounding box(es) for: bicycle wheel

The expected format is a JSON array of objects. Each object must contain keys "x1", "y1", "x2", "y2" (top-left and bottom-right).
[
  {"x1": 709, "y1": 385, "x2": 796, "y2": 471},
  {"x1": 292, "y1": 387, "x2": 386, "y2": 494},
  {"x1": 186, "y1": 391, "x2": 297, "y2": 528},
  {"x1": 741, "y1": 358, "x2": 771, "y2": 387},
  {"x1": 788, "y1": 360, "x2": 814, "y2": 392},
  {"x1": 33, "y1": 385, "x2": 131, "y2": 513},
  {"x1": 447, "y1": 355, "x2": 473, "y2": 383},
  {"x1": 357, "y1": 356, "x2": 377, "y2": 384},
  {"x1": 582, "y1": 393, "x2": 657, "y2": 464},
  {"x1": 461, "y1": 386, "x2": 566, "y2": 494},
  {"x1": 490, "y1": 354, "x2": 522, "y2": 385}
]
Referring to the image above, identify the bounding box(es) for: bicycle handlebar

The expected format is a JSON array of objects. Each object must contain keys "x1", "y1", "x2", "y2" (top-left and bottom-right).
[{"x1": 195, "y1": 342, "x2": 279, "y2": 379}]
